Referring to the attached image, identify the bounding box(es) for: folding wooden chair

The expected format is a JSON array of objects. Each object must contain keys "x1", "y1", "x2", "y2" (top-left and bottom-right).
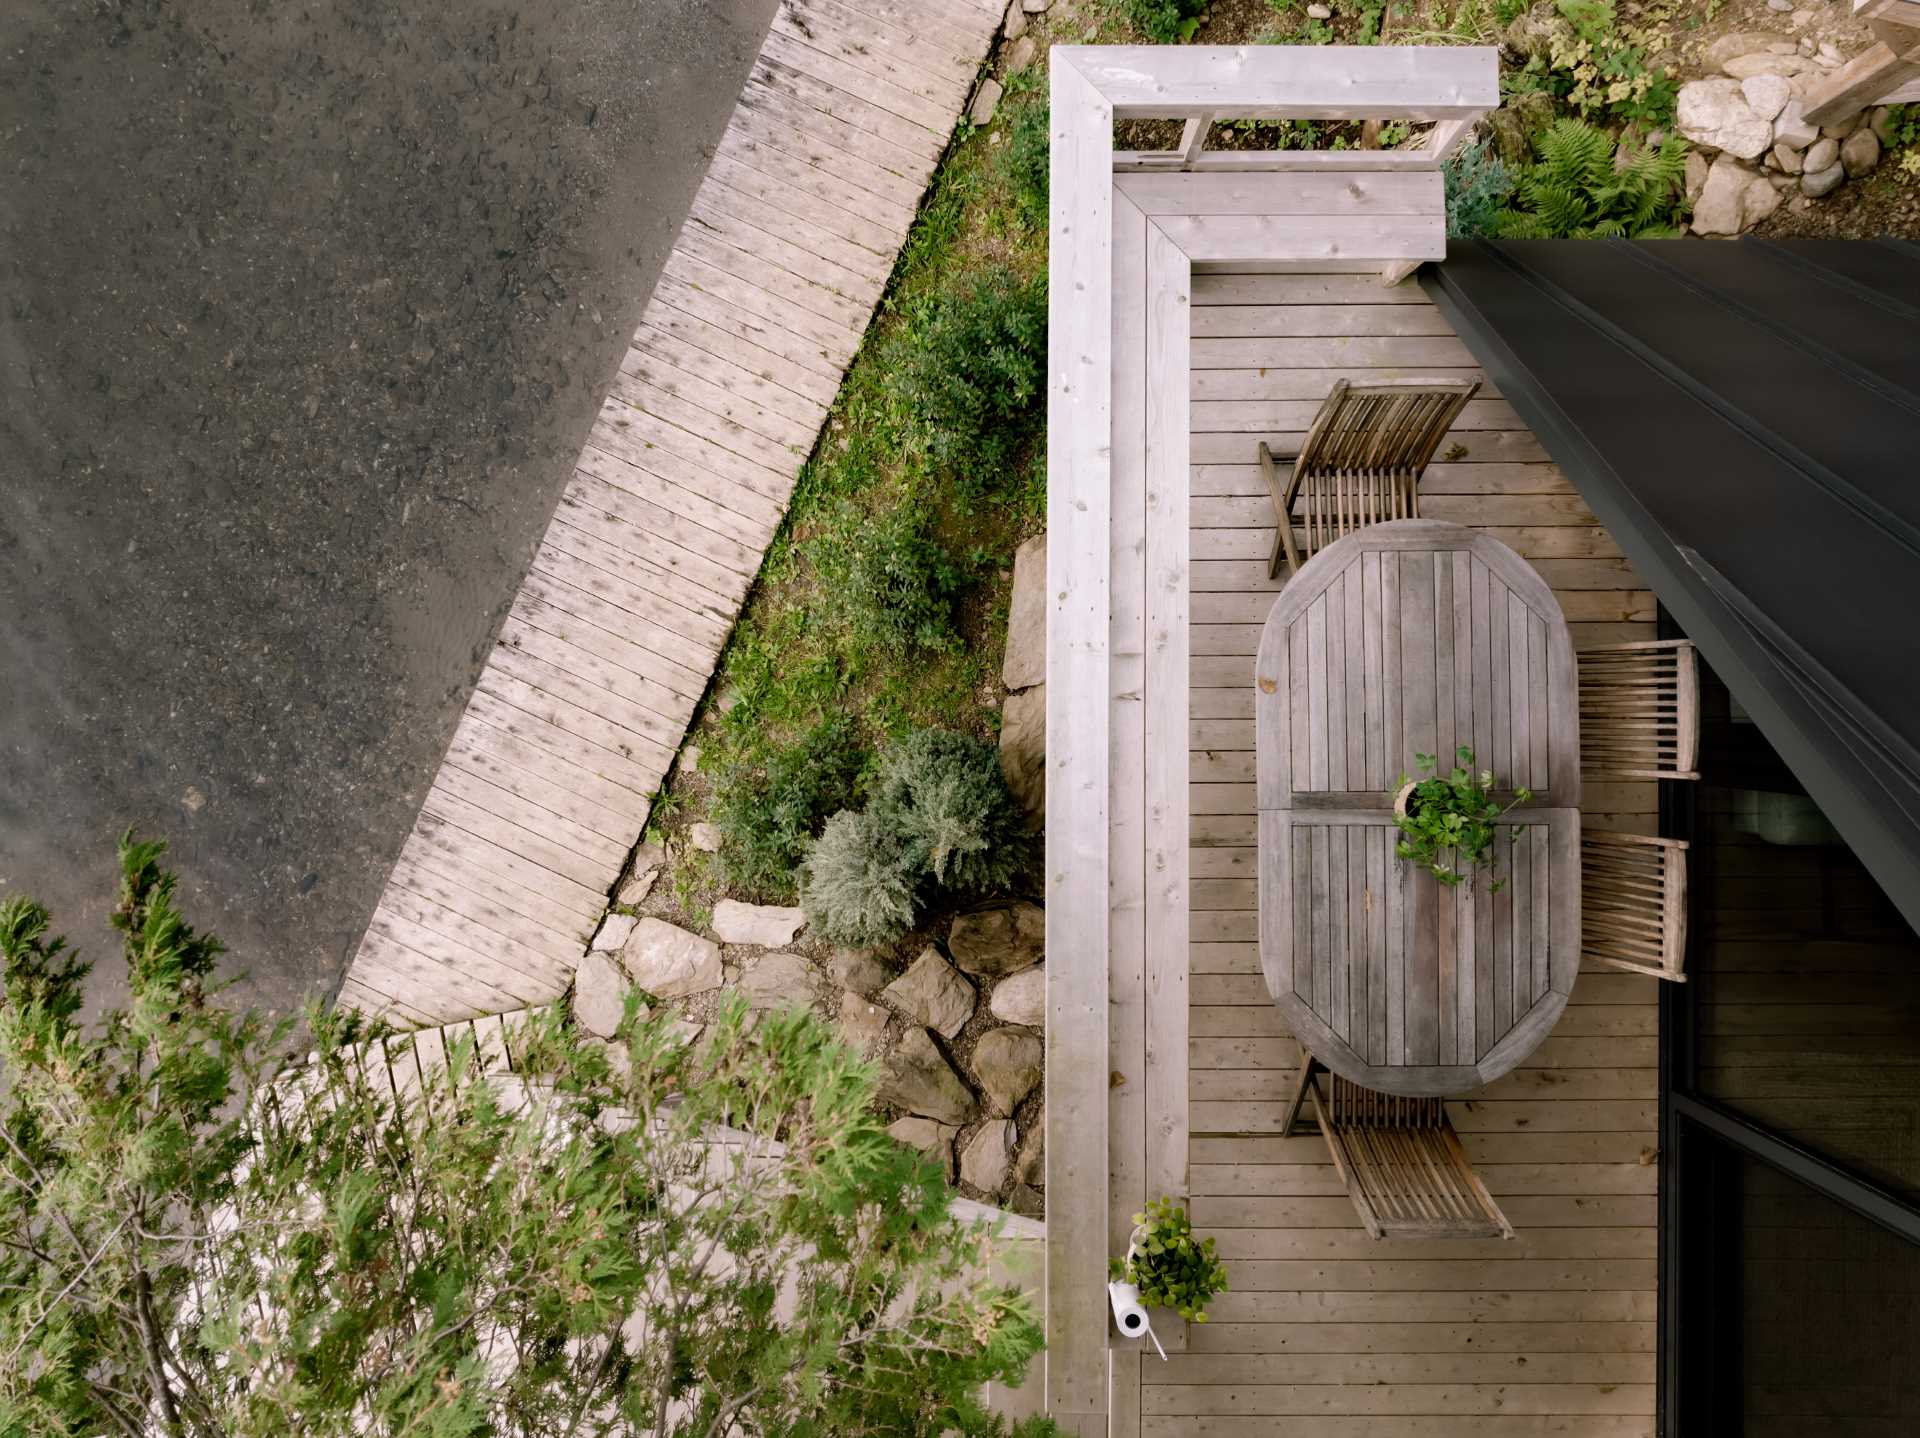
[
  {"x1": 1578, "y1": 639, "x2": 1701, "y2": 780},
  {"x1": 1582, "y1": 828, "x2": 1690, "y2": 982},
  {"x1": 1279, "y1": 1051, "x2": 1514, "y2": 1239},
  {"x1": 1260, "y1": 378, "x2": 1481, "y2": 578}
]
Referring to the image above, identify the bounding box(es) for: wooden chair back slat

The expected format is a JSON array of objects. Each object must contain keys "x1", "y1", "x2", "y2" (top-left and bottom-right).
[
  {"x1": 1578, "y1": 639, "x2": 1701, "y2": 779},
  {"x1": 1581, "y1": 828, "x2": 1690, "y2": 981},
  {"x1": 1263, "y1": 380, "x2": 1480, "y2": 578},
  {"x1": 1282, "y1": 1053, "x2": 1515, "y2": 1239}
]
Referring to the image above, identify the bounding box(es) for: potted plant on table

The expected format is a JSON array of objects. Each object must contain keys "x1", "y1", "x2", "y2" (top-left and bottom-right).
[
  {"x1": 1111, "y1": 1196, "x2": 1230, "y2": 1324},
  {"x1": 1392, "y1": 745, "x2": 1533, "y2": 891}
]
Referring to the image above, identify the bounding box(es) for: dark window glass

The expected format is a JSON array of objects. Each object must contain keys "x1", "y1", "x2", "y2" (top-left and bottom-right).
[
  {"x1": 1690, "y1": 676, "x2": 1920, "y2": 1201},
  {"x1": 1678, "y1": 1132, "x2": 1920, "y2": 1438}
]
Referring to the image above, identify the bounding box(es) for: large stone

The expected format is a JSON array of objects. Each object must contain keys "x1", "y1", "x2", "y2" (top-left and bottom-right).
[
  {"x1": 1691, "y1": 156, "x2": 1759, "y2": 236},
  {"x1": 1841, "y1": 128, "x2": 1881, "y2": 178},
  {"x1": 839, "y1": 991, "x2": 890, "y2": 1054},
  {"x1": 1773, "y1": 98, "x2": 1819, "y2": 150},
  {"x1": 989, "y1": 965, "x2": 1046, "y2": 1028},
  {"x1": 1002, "y1": 532, "x2": 1047, "y2": 690},
  {"x1": 1802, "y1": 137, "x2": 1839, "y2": 174},
  {"x1": 573, "y1": 952, "x2": 633, "y2": 1039},
  {"x1": 1742, "y1": 173, "x2": 1783, "y2": 226},
  {"x1": 1801, "y1": 161, "x2": 1846, "y2": 197},
  {"x1": 1005, "y1": 35, "x2": 1036, "y2": 71},
  {"x1": 948, "y1": 902, "x2": 1045, "y2": 977},
  {"x1": 620, "y1": 918, "x2": 723, "y2": 999},
  {"x1": 1871, "y1": 106, "x2": 1898, "y2": 147},
  {"x1": 711, "y1": 900, "x2": 806, "y2": 947},
  {"x1": 1484, "y1": 107, "x2": 1531, "y2": 168},
  {"x1": 888, "y1": 1115, "x2": 957, "y2": 1180},
  {"x1": 688, "y1": 822, "x2": 721, "y2": 853},
  {"x1": 1007, "y1": 1183, "x2": 1045, "y2": 1218},
  {"x1": 829, "y1": 948, "x2": 893, "y2": 996},
  {"x1": 1684, "y1": 149, "x2": 1711, "y2": 201},
  {"x1": 960, "y1": 1119, "x2": 1016, "y2": 1193},
  {"x1": 1741, "y1": 73, "x2": 1792, "y2": 122},
  {"x1": 973, "y1": 1028, "x2": 1044, "y2": 1116},
  {"x1": 1016, "y1": 1111, "x2": 1045, "y2": 1187},
  {"x1": 591, "y1": 912, "x2": 638, "y2": 953},
  {"x1": 738, "y1": 950, "x2": 814, "y2": 1010},
  {"x1": 1772, "y1": 141, "x2": 1804, "y2": 174},
  {"x1": 1676, "y1": 79, "x2": 1772, "y2": 159},
  {"x1": 1704, "y1": 31, "x2": 1787, "y2": 72},
  {"x1": 969, "y1": 78, "x2": 1003, "y2": 127},
  {"x1": 881, "y1": 1028, "x2": 976, "y2": 1125},
  {"x1": 998, "y1": 684, "x2": 1045, "y2": 824},
  {"x1": 883, "y1": 947, "x2": 977, "y2": 1039},
  {"x1": 619, "y1": 840, "x2": 666, "y2": 907},
  {"x1": 1004, "y1": 0, "x2": 1027, "y2": 40},
  {"x1": 1724, "y1": 52, "x2": 1810, "y2": 79}
]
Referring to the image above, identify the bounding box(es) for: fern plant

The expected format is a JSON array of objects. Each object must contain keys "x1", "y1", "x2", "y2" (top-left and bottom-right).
[{"x1": 1494, "y1": 119, "x2": 1687, "y2": 239}]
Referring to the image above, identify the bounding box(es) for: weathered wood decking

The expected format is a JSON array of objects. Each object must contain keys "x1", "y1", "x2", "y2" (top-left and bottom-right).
[
  {"x1": 1118, "y1": 270, "x2": 1661, "y2": 1438},
  {"x1": 337, "y1": 0, "x2": 1001, "y2": 1025}
]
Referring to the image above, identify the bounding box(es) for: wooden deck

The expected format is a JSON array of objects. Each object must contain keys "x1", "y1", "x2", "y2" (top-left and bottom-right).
[
  {"x1": 1120, "y1": 270, "x2": 1661, "y2": 1438},
  {"x1": 336, "y1": 0, "x2": 1001, "y2": 1025}
]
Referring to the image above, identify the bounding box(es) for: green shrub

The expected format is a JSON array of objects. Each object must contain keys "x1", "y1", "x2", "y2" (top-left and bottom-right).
[
  {"x1": 1508, "y1": 0, "x2": 1678, "y2": 129},
  {"x1": 1002, "y1": 90, "x2": 1050, "y2": 230},
  {"x1": 872, "y1": 728, "x2": 1031, "y2": 894},
  {"x1": 1495, "y1": 119, "x2": 1687, "y2": 238},
  {"x1": 890, "y1": 267, "x2": 1047, "y2": 481},
  {"x1": 811, "y1": 500, "x2": 972, "y2": 655},
  {"x1": 1117, "y1": 0, "x2": 1209, "y2": 41},
  {"x1": 800, "y1": 727, "x2": 1033, "y2": 945},
  {"x1": 1444, "y1": 137, "x2": 1514, "y2": 239},
  {"x1": 710, "y1": 718, "x2": 869, "y2": 898},
  {"x1": 1111, "y1": 1197, "x2": 1231, "y2": 1323},
  {"x1": 800, "y1": 806, "x2": 924, "y2": 947}
]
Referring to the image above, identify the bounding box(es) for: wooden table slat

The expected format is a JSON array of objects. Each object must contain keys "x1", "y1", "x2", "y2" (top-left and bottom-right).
[{"x1": 1256, "y1": 520, "x2": 1582, "y2": 1095}]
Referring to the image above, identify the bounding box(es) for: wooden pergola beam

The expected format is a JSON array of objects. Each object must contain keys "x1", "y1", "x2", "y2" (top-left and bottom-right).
[{"x1": 1803, "y1": 19, "x2": 1920, "y2": 125}]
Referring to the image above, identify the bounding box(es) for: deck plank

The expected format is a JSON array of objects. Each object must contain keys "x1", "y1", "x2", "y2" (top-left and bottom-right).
[
  {"x1": 340, "y1": 0, "x2": 999, "y2": 1026},
  {"x1": 1164, "y1": 270, "x2": 1656, "y2": 1438}
]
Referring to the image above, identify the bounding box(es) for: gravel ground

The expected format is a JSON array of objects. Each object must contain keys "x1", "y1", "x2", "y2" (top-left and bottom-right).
[{"x1": 0, "y1": 0, "x2": 777, "y2": 1014}]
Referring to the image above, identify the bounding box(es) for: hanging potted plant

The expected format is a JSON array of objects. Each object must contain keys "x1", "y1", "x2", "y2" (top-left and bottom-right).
[
  {"x1": 1391, "y1": 745, "x2": 1533, "y2": 891},
  {"x1": 1110, "y1": 1196, "x2": 1230, "y2": 1324}
]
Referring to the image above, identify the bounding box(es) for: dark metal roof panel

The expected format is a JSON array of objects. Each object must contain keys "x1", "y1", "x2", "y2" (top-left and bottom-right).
[{"x1": 1425, "y1": 238, "x2": 1920, "y2": 932}]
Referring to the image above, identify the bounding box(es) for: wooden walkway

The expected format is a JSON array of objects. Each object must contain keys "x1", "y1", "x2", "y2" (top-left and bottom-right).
[
  {"x1": 1130, "y1": 270, "x2": 1660, "y2": 1438},
  {"x1": 338, "y1": 0, "x2": 1002, "y2": 1026}
]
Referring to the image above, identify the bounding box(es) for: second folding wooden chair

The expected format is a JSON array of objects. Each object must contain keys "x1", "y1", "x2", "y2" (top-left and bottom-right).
[
  {"x1": 1578, "y1": 638, "x2": 1701, "y2": 780},
  {"x1": 1582, "y1": 828, "x2": 1690, "y2": 982},
  {"x1": 1280, "y1": 1051, "x2": 1515, "y2": 1240},
  {"x1": 1260, "y1": 377, "x2": 1481, "y2": 578}
]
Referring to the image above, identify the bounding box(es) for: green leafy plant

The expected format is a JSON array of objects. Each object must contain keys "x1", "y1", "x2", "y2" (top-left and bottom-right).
[
  {"x1": 1110, "y1": 1197, "x2": 1230, "y2": 1323},
  {"x1": 1509, "y1": 0, "x2": 1678, "y2": 128},
  {"x1": 871, "y1": 728, "x2": 1031, "y2": 894},
  {"x1": 812, "y1": 499, "x2": 974, "y2": 656},
  {"x1": 1117, "y1": 0, "x2": 1210, "y2": 42},
  {"x1": 0, "y1": 836, "x2": 1055, "y2": 1437},
  {"x1": 1001, "y1": 85, "x2": 1050, "y2": 230},
  {"x1": 889, "y1": 266, "x2": 1047, "y2": 482},
  {"x1": 709, "y1": 715, "x2": 870, "y2": 897},
  {"x1": 1495, "y1": 118, "x2": 1687, "y2": 238},
  {"x1": 801, "y1": 727, "x2": 1034, "y2": 946},
  {"x1": 1391, "y1": 745, "x2": 1534, "y2": 888},
  {"x1": 1444, "y1": 136, "x2": 1515, "y2": 238},
  {"x1": 799, "y1": 806, "x2": 926, "y2": 947}
]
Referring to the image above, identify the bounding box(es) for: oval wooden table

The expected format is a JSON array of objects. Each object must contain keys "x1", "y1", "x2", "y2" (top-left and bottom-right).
[{"x1": 1255, "y1": 520, "x2": 1582, "y2": 1096}]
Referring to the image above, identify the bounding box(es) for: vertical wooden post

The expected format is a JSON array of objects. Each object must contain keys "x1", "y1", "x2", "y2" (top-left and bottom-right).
[{"x1": 1178, "y1": 111, "x2": 1213, "y2": 169}]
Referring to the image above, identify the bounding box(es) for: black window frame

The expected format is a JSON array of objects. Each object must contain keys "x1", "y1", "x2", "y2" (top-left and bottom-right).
[{"x1": 1655, "y1": 615, "x2": 1920, "y2": 1437}]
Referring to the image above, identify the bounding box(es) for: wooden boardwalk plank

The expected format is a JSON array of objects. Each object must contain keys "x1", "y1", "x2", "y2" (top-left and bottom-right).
[{"x1": 340, "y1": 0, "x2": 999, "y2": 1025}]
